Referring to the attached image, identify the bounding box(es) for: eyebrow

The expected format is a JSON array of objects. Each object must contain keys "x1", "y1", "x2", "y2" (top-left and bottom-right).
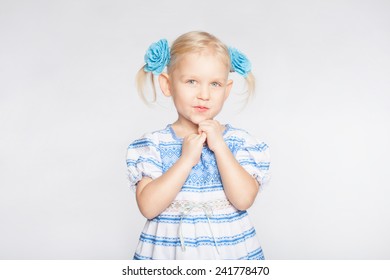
[{"x1": 179, "y1": 74, "x2": 227, "y2": 81}]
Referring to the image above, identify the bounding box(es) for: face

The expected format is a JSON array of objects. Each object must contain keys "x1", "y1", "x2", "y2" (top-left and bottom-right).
[{"x1": 160, "y1": 51, "x2": 233, "y2": 127}]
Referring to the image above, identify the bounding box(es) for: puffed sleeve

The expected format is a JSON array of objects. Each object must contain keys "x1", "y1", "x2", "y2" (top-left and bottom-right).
[
  {"x1": 126, "y1": 133, "x2": 163, "y2": 192},
  {"x1": 236, "y1": 132, "x2": 271, "y2": 191}
]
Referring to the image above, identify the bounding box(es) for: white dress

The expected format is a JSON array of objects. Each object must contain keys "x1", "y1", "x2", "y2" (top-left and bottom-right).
[{"x1": 126, "y1": 124, "x2": 271, "y2": 260}]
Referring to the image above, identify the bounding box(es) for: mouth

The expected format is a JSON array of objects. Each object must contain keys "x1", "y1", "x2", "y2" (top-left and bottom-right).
[{"x1": 193, "y1": 106, "x2": 209, "y2": 112}]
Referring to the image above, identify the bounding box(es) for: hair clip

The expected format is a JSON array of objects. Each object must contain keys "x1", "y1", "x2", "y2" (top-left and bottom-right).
[
  {"x1": 143, "y1": 39, "x2": 170, "y2": 75},
  {"x1": 228, "y1": 47, "x2": 251, "y2": 77}
]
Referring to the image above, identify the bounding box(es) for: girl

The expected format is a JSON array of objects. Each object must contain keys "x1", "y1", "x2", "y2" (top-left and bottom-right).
[{"x1": 127, "y1": 31, "x2": 270, "y2": 260}]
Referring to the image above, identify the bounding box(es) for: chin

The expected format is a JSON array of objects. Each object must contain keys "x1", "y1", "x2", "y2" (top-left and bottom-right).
[{"x1": 191, "y1": 116, "x2": 212, "y2": 125}]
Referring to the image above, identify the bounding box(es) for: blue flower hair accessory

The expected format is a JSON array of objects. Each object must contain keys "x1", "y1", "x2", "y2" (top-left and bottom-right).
[
  {"x1": 228, "y1": 47, "x2": 251, "y2": 77},
  {"x1": 144, "y1": 39, "x2": 170, "y2": 75}
]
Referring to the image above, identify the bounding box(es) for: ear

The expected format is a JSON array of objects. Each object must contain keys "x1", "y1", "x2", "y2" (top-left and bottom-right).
[
  {"x1": 224, "y1": 79, "x2": 233, "y2": 101},
  {"x1": 158, "y1": 73, "x2": 172, "y2": 97}
]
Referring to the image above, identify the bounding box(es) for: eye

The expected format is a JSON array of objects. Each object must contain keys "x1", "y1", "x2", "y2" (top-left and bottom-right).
[
  {"x1": 186, "y1": 79, "x2": 197, "y2": 85},
  {"x1": 211, "y1": 82, "x2": 222, "y2": 87}
]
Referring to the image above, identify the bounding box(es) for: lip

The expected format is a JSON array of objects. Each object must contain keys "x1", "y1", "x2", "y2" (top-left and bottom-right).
[{"x1": 193, "y1": 106, "x2": 209, "y2": 112}]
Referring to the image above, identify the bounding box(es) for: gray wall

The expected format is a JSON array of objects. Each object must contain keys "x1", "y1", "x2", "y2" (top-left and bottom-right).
[{"x1": 1, "y1": 0, "x2": 389, "y2": 259}]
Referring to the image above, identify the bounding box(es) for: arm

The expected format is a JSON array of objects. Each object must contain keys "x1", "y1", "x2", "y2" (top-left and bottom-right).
[
  {"x1": 213, "y1": 143, "x2": 259, "y2": 210},
  {"x1": 199, "y1": 121, "x2": 259, "y2": 210},
  {"x1": 136, "y1": 133, "x2": 206, "y2": 219}
]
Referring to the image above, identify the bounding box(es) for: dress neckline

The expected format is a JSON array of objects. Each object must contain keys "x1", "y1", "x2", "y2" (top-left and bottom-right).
[{"x1": 167, "y1": 124, "x2": 231, "y2": 141}]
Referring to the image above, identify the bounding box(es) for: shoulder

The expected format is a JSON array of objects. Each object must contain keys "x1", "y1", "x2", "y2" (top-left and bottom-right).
[
  {"x1": 127, "y1": 125, "x2": 171, "y2": 149},
  {"x1": 224, "y1": 124, "x2": 257, "y2": 143},
  {"x1": 225, "y1": 124, "x2": 251, "y2": 138},
  {"x1": 225, "y1": 124, "x2": 269, "y2": 151}
]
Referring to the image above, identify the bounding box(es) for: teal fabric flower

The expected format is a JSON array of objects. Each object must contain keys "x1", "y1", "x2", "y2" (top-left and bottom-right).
[
  {"x1": 144, "y1": 39, "x2": 170, "y2": 75},
  {"x1": 229, "y1": 47, "x2": 251, "y2": 77}
]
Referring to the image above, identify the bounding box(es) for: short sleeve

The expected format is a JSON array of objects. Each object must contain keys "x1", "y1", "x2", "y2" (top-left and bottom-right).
[
  {"x1": 236, "y1": 133, "x2": 271, "y2": 191},
  {"x1": 126, "y1": 133, "x2": 163, "y2": 192}
]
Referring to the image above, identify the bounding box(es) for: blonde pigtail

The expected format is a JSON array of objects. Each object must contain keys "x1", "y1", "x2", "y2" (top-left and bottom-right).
[
  {"x1": 136, "y1": 38, "x2": 170, "y2": 104},
  {"x1": 245, "y1": 72, "x2": 256, "y2": 99},
  {"x1": 228, "y1": 46, "x2": 254, "y2": 103},
  {"x1": 235, "y1": 72, "x2": 256, "y2": 108},
  {"x1": 136, "y1": 66, "x2": 158, "y2": 104}
]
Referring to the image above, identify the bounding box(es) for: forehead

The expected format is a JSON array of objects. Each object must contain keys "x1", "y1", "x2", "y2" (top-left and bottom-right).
[{"x1": 173, "y1": 51, "x2": 230, "y2": 76}]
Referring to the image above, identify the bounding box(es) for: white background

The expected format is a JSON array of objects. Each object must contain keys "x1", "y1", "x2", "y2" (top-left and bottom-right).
[{"x1": 0, "y1": 0, "x2": 389, "y2": 259}]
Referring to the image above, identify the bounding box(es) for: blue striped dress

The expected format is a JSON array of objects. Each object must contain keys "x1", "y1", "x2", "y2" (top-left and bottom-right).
[{"x1": 126, "y1": 124, "x2": 271, "y2": 260}]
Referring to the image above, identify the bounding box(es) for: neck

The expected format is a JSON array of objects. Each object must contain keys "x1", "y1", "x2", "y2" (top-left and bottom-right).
[{"x1": 172, "y1": 119, "x2": 199, "y2": 138}]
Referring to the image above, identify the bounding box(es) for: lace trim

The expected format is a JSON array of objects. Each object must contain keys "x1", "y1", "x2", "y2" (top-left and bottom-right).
[{"x1": 165, "y1": 199, "x2": 232, "y2": 213}]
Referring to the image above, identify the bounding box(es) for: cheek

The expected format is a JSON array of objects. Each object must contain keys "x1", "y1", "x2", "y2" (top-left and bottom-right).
[
  {"x1": 212, "y1": 89, "x2": 228, "y2": 101},
  {"x1": 172, "y1": 93, "x2": 191, "y2": 107},
  {"x1": 174, "y1": 87, "x2": 198, "y2": 100}
]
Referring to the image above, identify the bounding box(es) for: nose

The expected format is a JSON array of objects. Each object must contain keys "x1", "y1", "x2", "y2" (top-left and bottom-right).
[{"x1": 197, "y1": 84, "x2": 210, "y2": 100}]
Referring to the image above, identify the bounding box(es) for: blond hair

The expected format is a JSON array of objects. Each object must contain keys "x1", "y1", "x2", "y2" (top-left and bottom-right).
[{"x1": 136, "y1": 31, "x2": 255, "y2": 103}]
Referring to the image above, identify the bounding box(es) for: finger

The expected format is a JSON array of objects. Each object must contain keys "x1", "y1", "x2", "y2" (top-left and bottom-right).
[
  {"x1": 185, "y1": 133, "x2": 197, "y2": 141},
  {"x1": 198, "y1": 123, "x2": 211, "y2": 133},
  {"x1": 200, "y1": 119, "x2": 218, "y2": 126},
  {"x1": 200, "y1": 132, "x2": 207, "y2": 142},
  {"x1": 194, "y1": 132, "x2": 206, "y2": 140}
]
